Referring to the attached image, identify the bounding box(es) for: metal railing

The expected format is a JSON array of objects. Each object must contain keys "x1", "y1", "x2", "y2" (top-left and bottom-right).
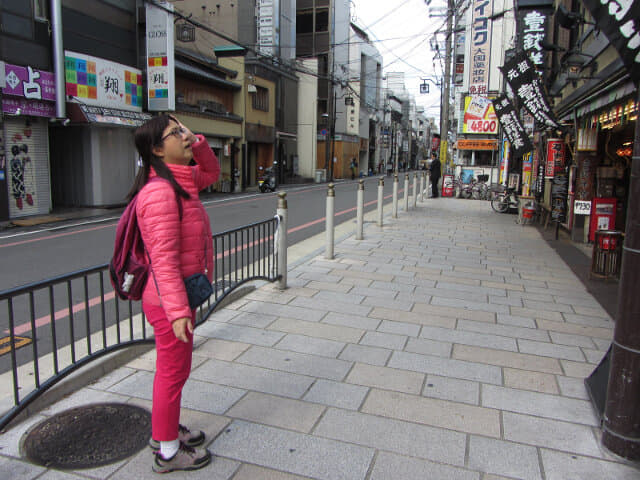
[{"x1": 0, "y1": 216, "x2": 280, "y2": 431}]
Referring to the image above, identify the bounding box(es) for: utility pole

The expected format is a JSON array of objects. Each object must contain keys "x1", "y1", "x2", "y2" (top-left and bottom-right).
[
  {"x1": 439, "y1": 0, "x2": 454, "y2": 168},
  {"x1": 602, "y1": 87, "x2": 640, "y2": 459}
]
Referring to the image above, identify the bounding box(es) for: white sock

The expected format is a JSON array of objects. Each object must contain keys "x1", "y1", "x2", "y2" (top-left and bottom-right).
[{"x1": 160, "y1": 439, "x2": 180, "y2": 459}]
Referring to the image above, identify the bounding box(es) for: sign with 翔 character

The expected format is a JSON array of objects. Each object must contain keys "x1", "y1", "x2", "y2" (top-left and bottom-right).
[{"x1": 146, "y1": 0, "x2": 175, "y2": 111}]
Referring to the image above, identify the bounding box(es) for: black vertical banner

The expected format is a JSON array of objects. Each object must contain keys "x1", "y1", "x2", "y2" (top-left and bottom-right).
[
  {"x1": 493, "y1": 94, "x2": 534, "y2": 158},
  {"x1": 500, "y1": 53, "x2": 560, "y2": 129},
  {"x1": 516, "y1": 6, "x2": 553, "y2": 68},
  {"x1": 581, "y1": 0, "x2": 640, "y2": 83}
]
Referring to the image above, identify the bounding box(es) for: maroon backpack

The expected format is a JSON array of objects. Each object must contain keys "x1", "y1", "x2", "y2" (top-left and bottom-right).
[{"x1": 109, "y1": 178, "x2": 181, "y2": 301}]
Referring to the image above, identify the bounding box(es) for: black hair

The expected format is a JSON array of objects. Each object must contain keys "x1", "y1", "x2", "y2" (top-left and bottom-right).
[{"x1": 127, "y1": 114, "x2": 190, "y2": 202}]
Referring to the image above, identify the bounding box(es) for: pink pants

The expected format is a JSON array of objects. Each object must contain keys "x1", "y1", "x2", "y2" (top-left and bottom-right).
[{"x1": 143, "y1": 303, "x2": 195, "y2": 442}]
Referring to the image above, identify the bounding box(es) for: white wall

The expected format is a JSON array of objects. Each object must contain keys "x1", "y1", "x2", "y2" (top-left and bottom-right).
[{"x1": 297, "y1": 58, "x2": 319, "y2": 179}]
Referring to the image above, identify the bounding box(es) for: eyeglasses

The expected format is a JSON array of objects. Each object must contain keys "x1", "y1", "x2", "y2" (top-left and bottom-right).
[{"x1": 161, "y1": 126, "x2": 188, "y2": 142}]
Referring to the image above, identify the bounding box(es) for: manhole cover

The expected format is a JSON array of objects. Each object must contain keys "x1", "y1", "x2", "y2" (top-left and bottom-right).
[{"x1": 23, "y1": 403, "x2": 151, "y2": 469}]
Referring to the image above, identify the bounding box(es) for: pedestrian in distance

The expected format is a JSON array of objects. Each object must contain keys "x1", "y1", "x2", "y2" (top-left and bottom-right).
[
  {"x1": 129, "y1": 114, "x2": 220, "y2": 473},
  {"x1": 350, "y1": 158, "x2": 358, "y2": 180},
  {"x1": 429, "y1": 154, "x2": 441, "y2": 198}
]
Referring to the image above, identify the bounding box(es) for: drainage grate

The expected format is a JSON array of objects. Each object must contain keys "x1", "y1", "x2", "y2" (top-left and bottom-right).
[{"x1": 23, "y1": 403, "x2": 151, "y2": 470}]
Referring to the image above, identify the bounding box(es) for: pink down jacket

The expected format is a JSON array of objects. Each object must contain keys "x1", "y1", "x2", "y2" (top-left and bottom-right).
[{"x1": 137, "y1": 135, "x2": 220, "y2": 322}]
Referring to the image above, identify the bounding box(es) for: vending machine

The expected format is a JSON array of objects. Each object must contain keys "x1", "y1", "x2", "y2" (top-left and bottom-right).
[{"x1": 589, "y1": 198, "x2": 617, "y2": 242}]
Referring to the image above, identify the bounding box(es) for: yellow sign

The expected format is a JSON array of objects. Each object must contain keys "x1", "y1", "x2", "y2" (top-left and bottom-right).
[
  {"x1": 463, "y1": 96, "x2": 498, "y2": 134},
  {"x1": 457, "y1": 139, "x2": 498, "y2": 150}
]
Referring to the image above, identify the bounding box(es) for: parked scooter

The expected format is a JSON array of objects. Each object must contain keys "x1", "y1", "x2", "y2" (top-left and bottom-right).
[
  {"x1": 258, "y1": 166, "x2": 277, "y2": 193},
  {"x1": 491, "y1": 186, "x2": 519, "y2": 213}
]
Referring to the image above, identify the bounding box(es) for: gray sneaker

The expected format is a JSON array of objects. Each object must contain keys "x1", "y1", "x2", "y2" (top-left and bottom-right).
[
  {"x1": 149, "y1": 425, "x2": 205, "y2": 451},
  {"x1": 152, "y1": 442, "x2": 211, "y2": 473}
]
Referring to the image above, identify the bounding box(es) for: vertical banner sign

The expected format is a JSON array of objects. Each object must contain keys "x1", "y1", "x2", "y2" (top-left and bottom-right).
[
  {"x1": 517, "y1": 7, "x2": 551, "y2": 67},
  {"x1": 146, "y1": 1, "x2": 175, "y2": 111},
  {"x1": 500, "y1": 53, "x2": 559, "y2": 129},
  {"x1": 546, "y1": 139, "x2": 565, "y2": 177},
  {"x1": 493, "y1": 94, "x2": 534, "y2": 158},
  {"x1": 258, "y1": 0, "x2": 279, "y2": 56},
  {"x1": 455, "y1": 32, "x2": 465, "y2": 85},
  {"x1": 499, "y1": 139, "x2": 509, "y2": 184},
  {"x1": 469, "y1": 0, "x2": 492, "y2": 94},
  {"x1": 581, "y1": 0, "x2": 640, "y2": 83},
  {"x1": 522, "y1": 151, "x2": 533, "y2": 196}
]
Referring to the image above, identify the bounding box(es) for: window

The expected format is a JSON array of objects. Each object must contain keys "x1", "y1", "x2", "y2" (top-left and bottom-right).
[
  {"x1": 297, "y1": 11, "x2": 313, "y2": 34},
  {"x1": 252, "y1": 86, "x2": 269, "y2": 111},
  {"x1": 315, "y1": 9, "x2": 328, "y2": 32},
  {"x1": 33, "y1": 0, "x2": 48, "y2": 20}
]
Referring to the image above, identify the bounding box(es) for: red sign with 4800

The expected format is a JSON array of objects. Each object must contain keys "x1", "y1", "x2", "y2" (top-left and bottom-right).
[{"x1": 467, "y1": 119, "x2": 497, "y2": 133}]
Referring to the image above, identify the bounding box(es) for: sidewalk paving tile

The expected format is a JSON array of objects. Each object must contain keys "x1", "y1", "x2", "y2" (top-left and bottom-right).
[
  {"x1": 240, "y1": 301, "x2": 327, "y2": 322},
  {"x1": 314, "y1": 408, "x2": 467, "y2": 467},
  {"x1": 190, "y1": 359, "x2": 314, "y2": 399},
  {"x1": 561, "y1": 313, "x2": 613, "y2": 328},
  {"x1": 289, "y1": 297, "x2": 372, "y2": 317},
  {"x1": 561, "y1": 360, "x2": 598, "y2": 378},
  {"x1": 338, "y1": 344, "x2": 392, "y2": 366},
  {"x1": 226, "y1": 392, "x2": 325, "y2": 433},
  {"x1": 303, "y1": 379, "x2": 368, "y2": 410},
  {"x1": 403, "y1": 286, "x2": 486, "y2": 303},
  {"x1": 275, "y1": 334, "x2": 346, "y2": 358},
  {"x1": 230, "y1": 312, "x2": 279, "y2": 328},
  {"x1": 457, "y1": 319, "x2": 550, "y2": 342},
  {"x1": 349, "y1": 286, "x2": 398, "y2": 299},
  {"x1": 390, "y1": 350, "x2": 503, "y2": 384},
  {"x1": 370, "y1": 452, "x2": 479, "y2": 480},
  {"x1": 362, "y1": 388, "x2": 501, "y2": 437},
  {"x1": 313, "y1": 290, "x2": 365, "y2": 305},
  {"x1": 269, "y1": 318, "x2": 364, "y2": 343},
  {"x1": 517, "y1": 339, "x2": 585, "y2": 362},
  {"x1": 540, "y1": 449, "x2": 640, "y2": 480},
  {"x1": 510, "y1": 306, "x2": 564, "y2": 321},
  {"x1": 377, "y1": 319, "x2": 421, "y2": 337},
  {"x1": 369, "y1": 307, "x2": 456, "y2": 329},
  {"x1": 423, "y1": 374, "x2": 480, "y2": 405},
  {"x1": 232, "y1": 464, "x2": 313, "y2": 480},
  {"x1": 236, "y1": 346, "x2": 353, "y2": 381},
  {"x1": 211, "y1": 420, "x2": 374, "y2": 480},
  {"x1": 413, "y1": 302, "x2": 497, "y2": 323},
  {"x1": 496, "y1": 313, "x2": 538, "y2": 328},
  {"x1": 360, "y1": 331, "x2": 407, "y2": 350},
  {"x1": 362, "y1": 296, "x2": 415, "y2": 311},
  {"x1": 481, "y1": 384, "x2": 599, "y2": 426},
  {"x1": 196, "y1": 338, "x2": 251, "y2": 361},
  {"x1": 197, "y1": 321, "x2": 287, "y2": 346},
  {"x1": 420, "y1": 325, "x2": 518, "y2": 352},
  {"x1": 522, "y1": 299, "x2": 574, "y2": 314},
  {"x1": 548, "y1": 331, "x2": 597, "y2": 348},
  {"x1": 321, "y1": 312, "x2": 381, "y2": 331},
  {"x1": 345, "y1": 363, "x2": 424, "y2": 394},
  {"x1": 536, "y1": 319, "x2": 612, "y2": 340},
  {"x1": 502, "y1": 368, "x2": 559, "y2": 394},
  {"x1": 503, "y1": 411, "x2": 601, "y2": 457},
  {"x1": 468, "y1": 435, "x2": 542, "y2": 480},
  {"x1": 453, "y1": 344, "x2": 563, "y2": 374},
  {"x1": 556, "y1": 375, "x2": 590, "y2": 400},
  {"x1": 404, "y1": 337, "x2": 452, "y2": 358},
  {"x1": 0, "y1": 456, "x2": 47, "y2": 480},
  {"x1": 583, "y1": 348, "x2": 607, "y2": 364}
]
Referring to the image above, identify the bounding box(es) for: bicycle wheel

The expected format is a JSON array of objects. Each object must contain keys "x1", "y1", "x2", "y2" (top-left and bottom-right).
[{"x1": 491, "y1": 195, "x2": 509, "y2": 213}]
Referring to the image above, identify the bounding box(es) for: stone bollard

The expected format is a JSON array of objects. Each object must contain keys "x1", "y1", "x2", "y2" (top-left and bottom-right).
[
  {"x1": 419, "y1": 172, "x2": 425, "y2": 203},
  {"x1": 413, "y1": 173, "x2": 418, "y2": 208},
  {"x1": 325, "y1": 183, "x2": 335, "y2": 259},
  {"x1": 404, "y1": 173, "x2": 409, "y2": 211},
  {"x1": 276, "y1": 192, "x2": 288, "y2": 290},
  {"x1": 356, "y1": 179, "x2": 364, "y2": 240},
  {"x1": 392, "y1": 174, "x2": 399, "y2": 218},
  {"x1": 377, "y1": 176, "x2": 384, "y2": 227}
]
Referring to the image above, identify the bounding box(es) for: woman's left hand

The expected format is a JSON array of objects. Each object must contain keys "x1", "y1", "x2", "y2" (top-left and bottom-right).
[{"x1": 172, "y1": 317, "x2": 193, "y2": 343}]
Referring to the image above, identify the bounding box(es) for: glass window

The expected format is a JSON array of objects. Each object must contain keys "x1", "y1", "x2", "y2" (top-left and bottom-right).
[
  {"x1": 252, "y1": 86, "x2": 269, "y2": 112},
  {"x1": 315, "y1": 9, "x2": 328, "y2": 32},
  {"x1": 296, "y1": 11, "x2": 313, "y2": 34}
]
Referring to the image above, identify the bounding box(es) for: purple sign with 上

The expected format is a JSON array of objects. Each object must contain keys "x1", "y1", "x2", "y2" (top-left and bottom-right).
[
  {"x1": 2, "y1": 97, "x2": 56, "y2": 118},
  {"x1": 3, "y1": 63, "x2": 56, "y2": 101}
]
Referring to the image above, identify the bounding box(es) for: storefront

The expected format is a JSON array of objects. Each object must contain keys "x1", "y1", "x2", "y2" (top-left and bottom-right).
[
  {"x1": 1, "y1": 63, "x2": 56, "y2": 220},
  {"x1": 554, "y1": 80, "x2": 637, "y2": 242},
  {"x1": 48, "y1": 51, "x2": 150, "y2": 208}
]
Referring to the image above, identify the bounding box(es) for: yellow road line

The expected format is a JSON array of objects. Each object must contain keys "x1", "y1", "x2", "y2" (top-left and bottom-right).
[{"x1": 0, "y1": 336, "x2": 32, "y2": 355}]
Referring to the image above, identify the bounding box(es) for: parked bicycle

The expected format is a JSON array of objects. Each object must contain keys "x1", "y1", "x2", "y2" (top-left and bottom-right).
[{"x1": 491, "y1": 186, "x2": 519, "y2": 213}]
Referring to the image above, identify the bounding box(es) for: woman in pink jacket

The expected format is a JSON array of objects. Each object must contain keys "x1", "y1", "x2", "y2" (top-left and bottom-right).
[{"x1": 129, "y1": 114, "x2": 220, "y2": 473}]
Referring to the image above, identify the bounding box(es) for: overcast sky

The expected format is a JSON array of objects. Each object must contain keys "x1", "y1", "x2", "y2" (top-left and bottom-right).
[{"x1": 350, "y1": 0, "x2": 448, "y2": 122}]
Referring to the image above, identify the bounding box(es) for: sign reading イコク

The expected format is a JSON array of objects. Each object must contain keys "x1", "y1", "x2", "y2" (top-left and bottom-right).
[{"x1": 469, "y1": 0, "x2": 493, "y2": 95}]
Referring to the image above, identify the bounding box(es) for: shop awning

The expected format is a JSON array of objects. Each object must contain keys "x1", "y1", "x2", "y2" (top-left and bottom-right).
[
  {"x1": 175, "y1": 60, "x2": 241, "y2": 90},
  {"x1": 574, "y1": 80, "x2": 637, "y2": 118},
  {"x1": 67, "y1": 103, "x2": 151, "y2": 127}
]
